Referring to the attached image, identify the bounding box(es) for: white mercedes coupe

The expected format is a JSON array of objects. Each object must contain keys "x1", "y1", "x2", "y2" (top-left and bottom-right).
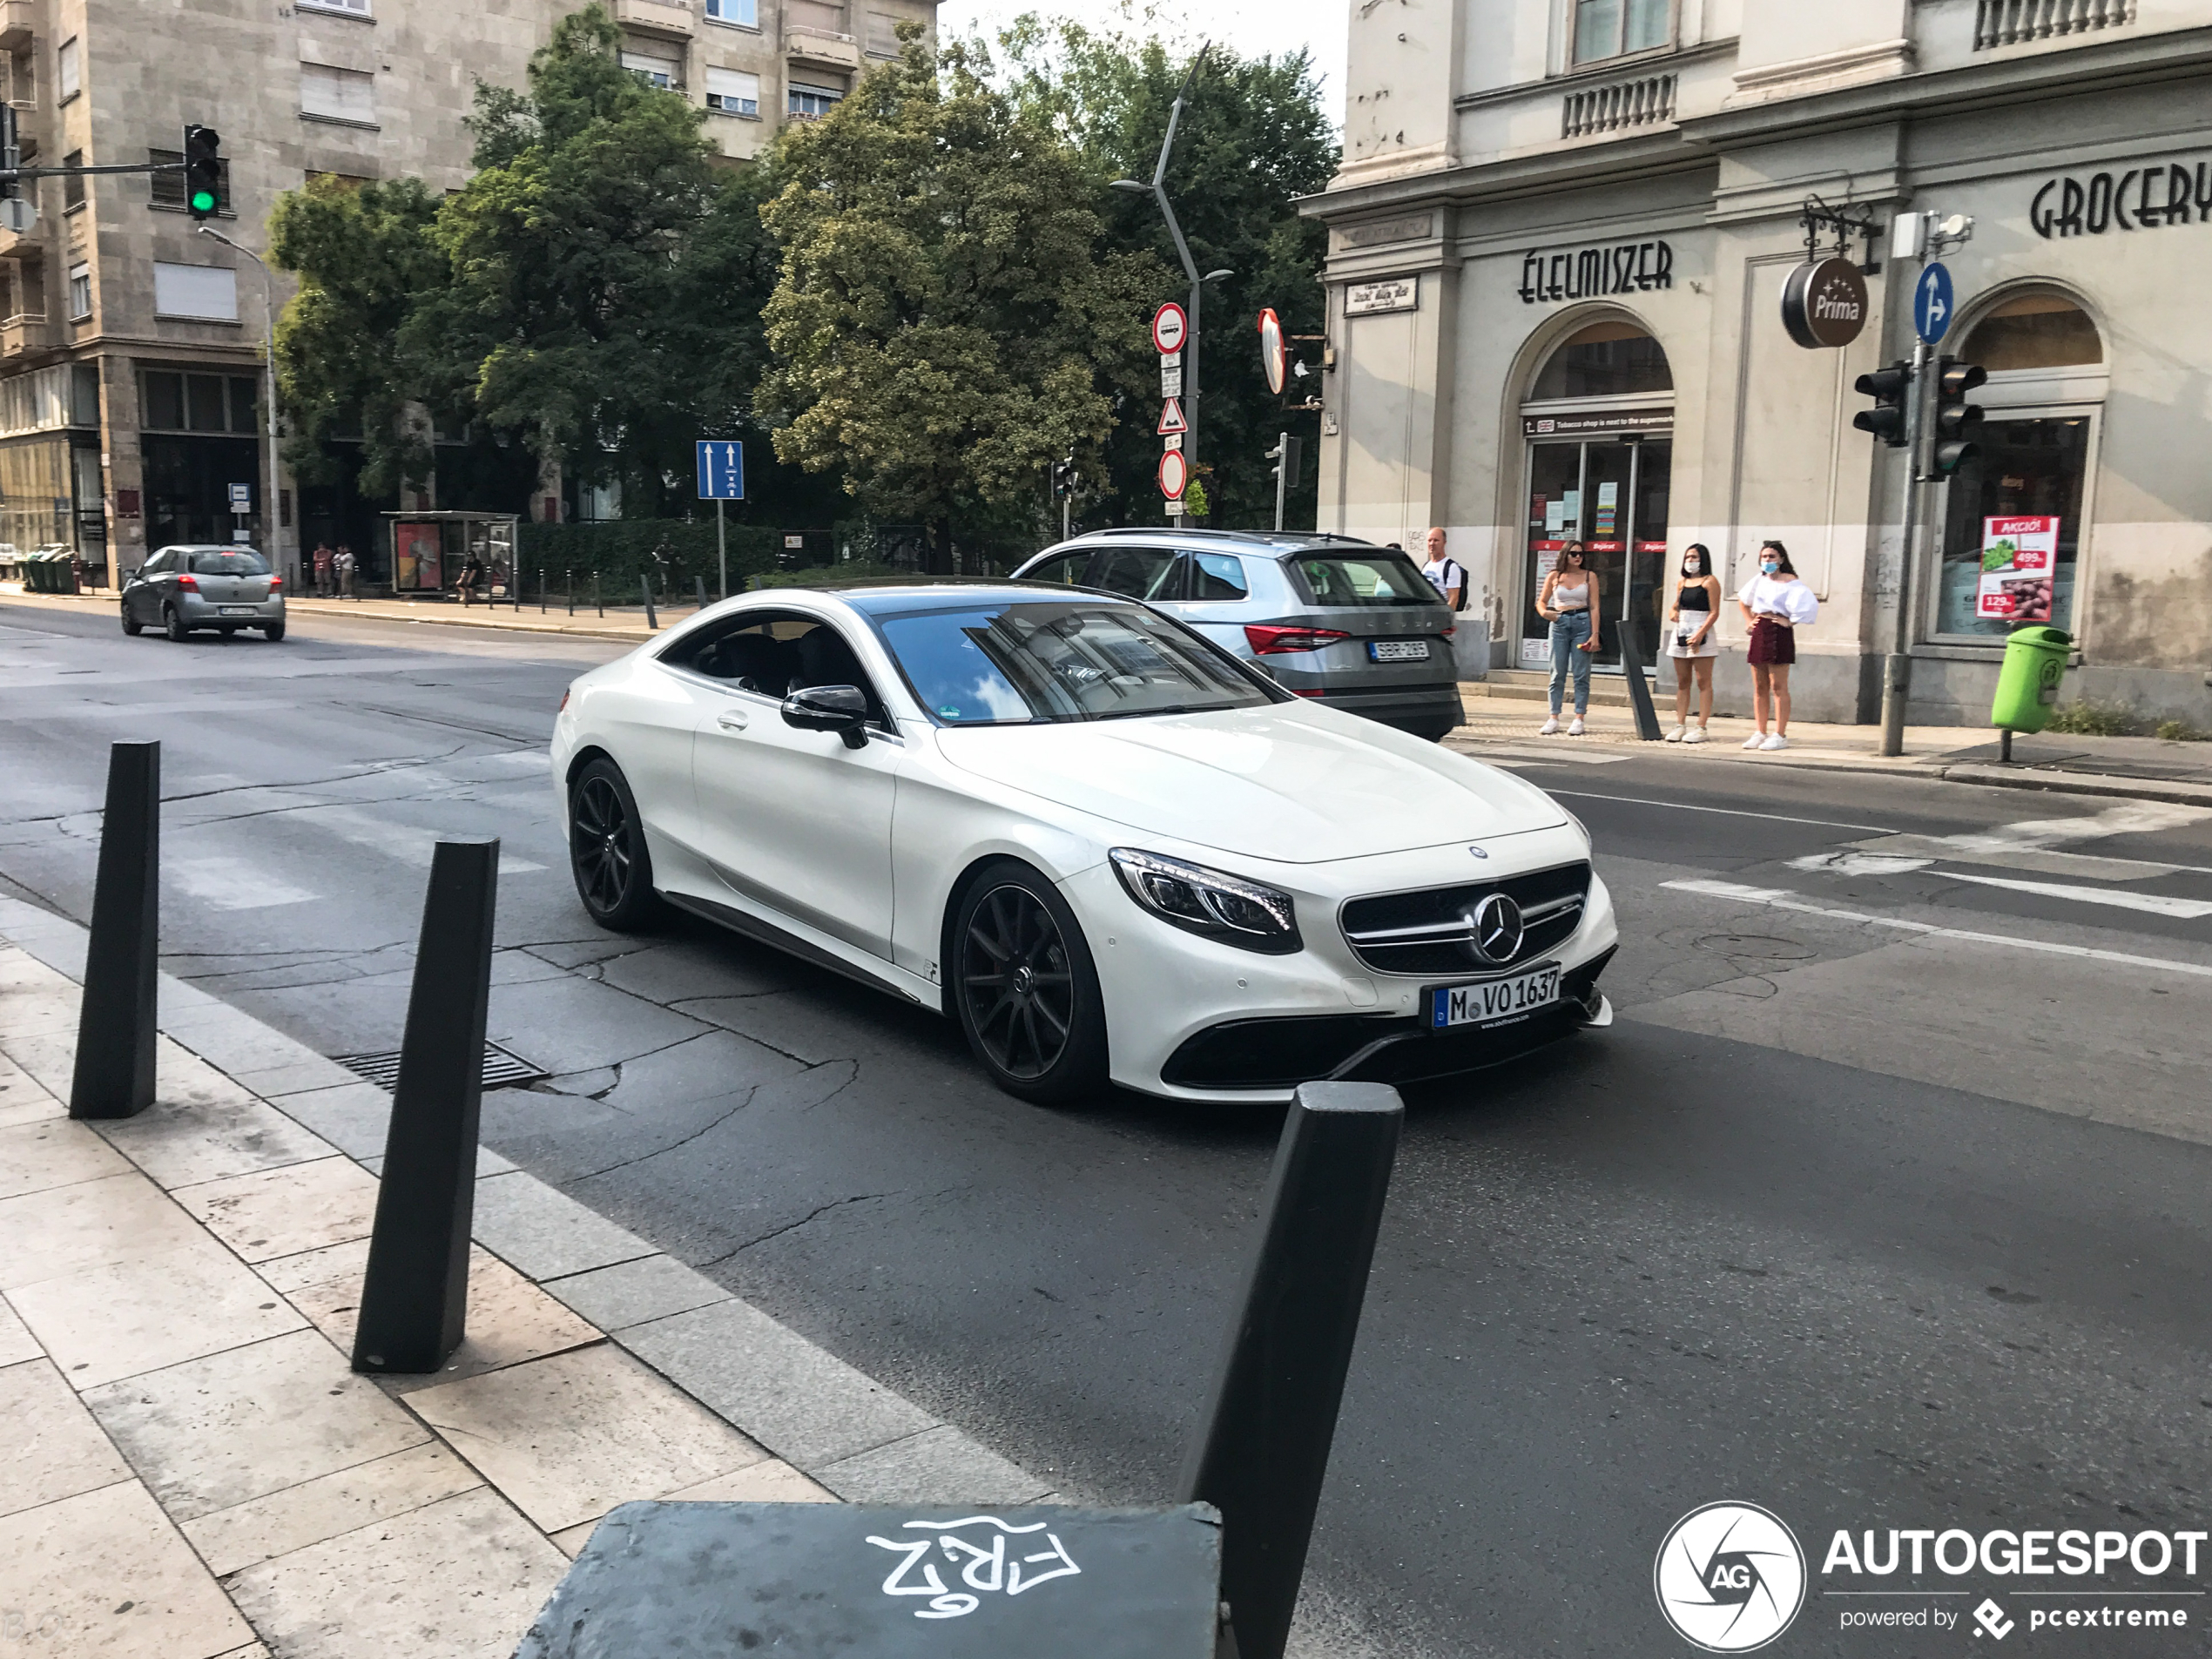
[{"x1": 550, "y1": 583, "x2": 1616, "y2": 1104}]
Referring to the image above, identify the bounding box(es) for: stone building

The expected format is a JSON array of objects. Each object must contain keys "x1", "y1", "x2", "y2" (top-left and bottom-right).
[
  {"x1": 0, "y1": 0, "x2": 932, "y2": 588},
  {"x1": 1305, "y1": 0, "x2": 2212, "y2": 725}
]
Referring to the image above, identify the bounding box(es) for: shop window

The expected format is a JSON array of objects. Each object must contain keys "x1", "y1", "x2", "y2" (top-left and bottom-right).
[
  {"x1": 1959, "y1": 293, "x2": 2101, "y2": 372},
  {"x1": 1934, "y1": 415, "x2": 2090, "y2": 639},
  {"x1": 1529, "y1": 320, "x2": 1672, "y2": 401},
  {"x1": 141, "y1": 370, "x2": 260, "y2": 433},
  {"x1": 1573, "y1": 0, "x2": 1670, "y2": 65},
  {"x1": 142, "y1": 371, "x2": 185, "y2": 431}
]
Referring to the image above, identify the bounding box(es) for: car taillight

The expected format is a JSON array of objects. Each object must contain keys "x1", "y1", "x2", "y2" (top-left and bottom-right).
[
  {"x1": 1244, "y1": 624, "x2": 1350, "y2": 655},
  {"x1": 1441, "y1": 624, "x2": 1453, "y2": 637},
  {"x1": 176, "y1": 574, "x2": 199, "y2": 590},
  {"x1": 558, "y1": 691, "x2": 570, "y2": 712},
  {"x1": 1291, "y1": 688, "x2": 1325, "y2": 698},
  {"x1": 268, "y1": 575, "x2": 282, "y2": 590}
]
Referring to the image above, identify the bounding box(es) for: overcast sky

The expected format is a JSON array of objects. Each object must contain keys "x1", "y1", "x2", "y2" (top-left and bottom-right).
[{"x1": 934, "y1": 0, "x2": 1349, "y2": 127}]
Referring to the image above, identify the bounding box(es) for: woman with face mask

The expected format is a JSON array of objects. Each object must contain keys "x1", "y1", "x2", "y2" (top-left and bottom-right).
[
  {"x1": 1534, "y1": 542, "x2": 1600, "y2": 736},
  {"x1": 1737, "y1": 539, "x2": 1818, "y2": 751},
  {"x1": 1662, "y1": 543, "x2": 1720, "y2": 743}
]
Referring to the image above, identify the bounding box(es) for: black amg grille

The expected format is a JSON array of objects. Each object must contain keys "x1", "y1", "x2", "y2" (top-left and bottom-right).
[{"x1": 1339, "y1": 860, "x2": 1591, "y2": 977}]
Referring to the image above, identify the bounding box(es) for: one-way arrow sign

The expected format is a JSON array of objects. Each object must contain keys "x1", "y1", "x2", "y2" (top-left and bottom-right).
[{"x1": 1157, "y1": 398, "x2": 1187, "y2": 436}]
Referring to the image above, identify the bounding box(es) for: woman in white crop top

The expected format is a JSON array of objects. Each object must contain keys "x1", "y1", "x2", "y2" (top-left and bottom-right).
[
  {"x1": 1534, "y1": 542, "x2": 1602, "y2": 735},
  {"x1": 1736, "y1": 539, "x2": 1818, "y2": 751}
]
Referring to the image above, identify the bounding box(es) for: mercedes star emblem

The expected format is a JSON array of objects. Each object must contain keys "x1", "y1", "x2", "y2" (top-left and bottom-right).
[
  {"x1": 1468, "y1": 845, "x2": 1489, "y2": 859},
  {"x1": 1467, "y1": 893, "x2": 1525, "y2": 966}
]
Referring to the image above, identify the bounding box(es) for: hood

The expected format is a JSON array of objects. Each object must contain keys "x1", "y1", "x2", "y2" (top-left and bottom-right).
[{"x1": 934, "y1": 704, "x2": 1566, "y2": 865}]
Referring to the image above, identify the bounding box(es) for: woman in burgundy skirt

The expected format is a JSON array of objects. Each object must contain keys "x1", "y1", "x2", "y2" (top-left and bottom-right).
[{"x1": 1736, "y1": 540, "x2": 1818, "y2": 751}]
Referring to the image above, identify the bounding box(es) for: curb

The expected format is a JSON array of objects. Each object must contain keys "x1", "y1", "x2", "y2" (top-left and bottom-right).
[
  {"x1": 2, "y1": 585, "x2": 664, "y2": 646},
  {"x1": 0, "y1": 893, "x2": 1051, "y2": 1513}
]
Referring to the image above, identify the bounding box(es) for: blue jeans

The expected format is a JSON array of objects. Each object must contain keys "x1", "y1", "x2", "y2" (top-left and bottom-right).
[{"x1": 1548, "y1": 611, "x2": 1593, "y2": 714}]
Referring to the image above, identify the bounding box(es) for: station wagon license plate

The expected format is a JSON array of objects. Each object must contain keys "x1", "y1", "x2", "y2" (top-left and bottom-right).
[
  {"x1": 1369, "y1": 639, "x2": 1431, "y2": 663},
  {"x1": 219, "y1": 605, "x2": 257, "y2": 616},
  {"x1": 1427, "y1": 962, "x2": 1561, "y2": 1030}
]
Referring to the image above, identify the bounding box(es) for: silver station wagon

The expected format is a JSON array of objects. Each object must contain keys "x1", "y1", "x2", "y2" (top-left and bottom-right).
[
  {"x1": 121, "y1": 545, "x2": 287, "y2": 642},
  {"x1": 1011, "y1": 529, "x2": 1463, "y2": 740}
]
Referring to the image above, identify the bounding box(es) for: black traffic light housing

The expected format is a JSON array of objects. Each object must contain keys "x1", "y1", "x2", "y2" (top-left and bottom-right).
[
  {"x1": 1932, "y1": 357, "x2": 1987, "y2": 475},
  {"x1": 1851, "y1": 361, "x2": 1912, "y2": 448},
  {"x1": 183, "y1": 125, "x2": 223, "y2": 220},
  {"x1": 1050, "y1": 456, "x2": 1074, "y2": 499}
]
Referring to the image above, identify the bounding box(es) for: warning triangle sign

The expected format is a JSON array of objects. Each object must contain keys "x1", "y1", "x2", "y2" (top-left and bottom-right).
[{"x1": 1157, "y1": 398, "x2": 1188, "y2": 435}]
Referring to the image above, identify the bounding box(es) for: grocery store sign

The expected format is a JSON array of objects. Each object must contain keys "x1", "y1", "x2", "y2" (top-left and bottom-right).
[{"x1": 1517, "y1": 239, "x2": 1674, "y2": 305}]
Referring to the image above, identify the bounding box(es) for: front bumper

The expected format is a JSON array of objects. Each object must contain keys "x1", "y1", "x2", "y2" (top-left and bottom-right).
[{"x1": 1074, "y1": 843, "x2": 1617, "y2": 1103}]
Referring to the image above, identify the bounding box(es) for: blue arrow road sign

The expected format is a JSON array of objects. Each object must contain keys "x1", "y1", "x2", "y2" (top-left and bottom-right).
[
  {"x1": 1913, "y1": 262, "x2": 1953, "y2": 345},
  {"x1": 696, "y1": 440, "x2": 745, "y2": 500}
]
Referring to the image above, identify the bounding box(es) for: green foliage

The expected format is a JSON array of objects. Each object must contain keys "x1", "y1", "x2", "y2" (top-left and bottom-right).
[
  {"x1": 749, "y1": 560, "x2": 910, "y2": 589},
  {"x1": 2041, "y1": 698, "x2": 2209, "y2": 740},
  {"x1": 755, "y1": 31, "x2": 1167, "y2": 563},
  {"x1": 1180, "y1": 475, "x2": 1210, "y2": 518},
  {"x1": 989, "y1": 18, "x2": 1338, "y2": 531},
  {"x1": 2157, "y1": 718, "x2": 2209, "y2": 742},
  {"x1": 269, "y1": 177, "x2": 448, "y2": 496},
  {"x1": 516, "y1": 518, "x2": 781, "y2": 591}
]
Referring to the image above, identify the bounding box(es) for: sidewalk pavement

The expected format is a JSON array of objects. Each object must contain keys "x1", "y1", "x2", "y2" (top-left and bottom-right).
[
  {"x1": 0, "y1": 894, "x2": 1049, "y2": 1659},
  {"x1": 1452, "y1": 695, "x2": 2212, "y2": 808},
  {"x1": 0, "y1": 583, "x2": 685, "y2": 646}
]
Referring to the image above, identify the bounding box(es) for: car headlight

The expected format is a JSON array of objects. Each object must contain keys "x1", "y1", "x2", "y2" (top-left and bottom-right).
[{"x1": 1108, "y1": 847, "x2": 1303, "y2": 955}]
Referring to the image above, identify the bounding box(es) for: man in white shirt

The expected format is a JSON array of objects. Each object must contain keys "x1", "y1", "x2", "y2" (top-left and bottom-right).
[{"x1": 1420, "y1": 526, "x2": 1465, "y2": 610}]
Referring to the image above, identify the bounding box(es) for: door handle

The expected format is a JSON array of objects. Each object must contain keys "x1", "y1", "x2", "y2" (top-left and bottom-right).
[{"x1": 716, "y1": 709, "x2": 750, "y2": 732}]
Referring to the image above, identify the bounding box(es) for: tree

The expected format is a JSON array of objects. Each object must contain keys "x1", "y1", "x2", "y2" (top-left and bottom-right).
[
  {"x1": 755, "y1": 31, "x2": 1167, "y2": 567},
  {"x1": 269, "y1": 176, "x2": 448, "y2": 497},
  {"x1": 991, "y1": 18, "x2": 1337, "y2": 531}
]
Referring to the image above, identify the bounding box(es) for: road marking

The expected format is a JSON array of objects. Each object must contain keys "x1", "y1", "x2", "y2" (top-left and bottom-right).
[
  {"x1": 1545, "y1": 790, "x2": 1898, "y2": 834},
  {"x1": 1662, "y1": 878, "x2": 2212, "y2": 978},
  {"x1": 295, "y1": 804, "x2": 548, "y2": 874},
  {"x1": 166, "y1": 856, "x2": 317, "y2": 911},
  {"x1": 1467, "y1": 744, "x2": 1629, "y2": 766},
  {"x1": 1937, "y1": 871, "x2": 2212, "y2": 919}
]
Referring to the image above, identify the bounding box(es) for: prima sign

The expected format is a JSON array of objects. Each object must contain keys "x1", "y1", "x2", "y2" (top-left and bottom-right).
[{"x1": 1780, "y1": 257, "x2": 1870, "y2": 349}]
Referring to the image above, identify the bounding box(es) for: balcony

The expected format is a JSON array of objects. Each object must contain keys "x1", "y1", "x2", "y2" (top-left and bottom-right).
[
  {"x1": 1, "y1": 313, "x2": 52, "y2": 356},
  {"x1": 0, "y1": 1, "x2": 32, "y2": 51},
  {"x1": 786, "y1": 25, "x2": 861, "y2": 71},
  {"x1": 615, "y1": 0, "x2": 695, "y2": 41},
  {"x1": 1976, "y1": 0, "x2": 2136, "y2": 49},
  {"x1": 1561, "y1": 72, "x2": 1676, "y2": 139}
]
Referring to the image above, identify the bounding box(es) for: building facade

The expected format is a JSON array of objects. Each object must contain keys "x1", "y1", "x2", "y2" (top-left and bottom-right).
[
  {"x1": 1306, "y1": 0, "x2": 2212, "y2": 725},
  {"x1": 1, "y1": 0, "x2": 930, "y2": 587}
]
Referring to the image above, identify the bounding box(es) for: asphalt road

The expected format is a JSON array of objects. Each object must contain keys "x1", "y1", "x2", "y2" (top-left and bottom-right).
[{"x1": 5, "y1": 596, "x2": 2210, "y2": 1657}]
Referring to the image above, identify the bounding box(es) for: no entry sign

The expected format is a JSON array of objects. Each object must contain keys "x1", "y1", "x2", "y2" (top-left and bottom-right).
[
  {"x1": 1153, "y1": 302, "x2": 1188, "y2": 356},
  {"x1": 1158, "y1": 448, "x2": 1188, "y2": 500}
]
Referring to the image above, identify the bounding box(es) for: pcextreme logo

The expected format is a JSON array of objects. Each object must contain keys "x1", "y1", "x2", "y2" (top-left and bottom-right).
[{"x1": 1655, "y1": 1502, "x2": 1808, "y2": 1652}]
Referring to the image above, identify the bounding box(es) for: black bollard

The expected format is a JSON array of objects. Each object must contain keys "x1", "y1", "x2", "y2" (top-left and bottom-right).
[
  {"x1": 1617, "y1": 621, "x2": 1665, "y2": 740},
  {"x1": 70, "y1": 741, "x2": 160, "y2": 1120},
  {"x1": 594, "y1": 571, "x2": 603, "y2": 617},
  {"x1": 352, "y1": 840, "x2": 500, "y2": 1374},
  {"x1": 567, "y1": 565, "x2": 574, "y2": 617},
  {"x1": 1180, "y1": 1082, "x2": 1403, "y2": 1659},
  {"x1": 538, "y1": 565, "x2": 546, "y2": 614},
  {"x1": 640, "y1": 574, "x2": 658, "y2": 631},
  {"x1": 694, "y1": 574, "x2": 707, "y2": 610}
]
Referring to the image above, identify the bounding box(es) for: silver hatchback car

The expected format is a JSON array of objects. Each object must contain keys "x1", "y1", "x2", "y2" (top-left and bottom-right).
[
  {"x1": 1010, "y1": 529, "x2": 1462, "y2": 739},
  {"x1": 121, "y1": 544, "x2": 286, "y2": 642}
]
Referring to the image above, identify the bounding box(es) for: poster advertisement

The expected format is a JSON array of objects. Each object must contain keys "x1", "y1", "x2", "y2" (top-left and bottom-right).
[
  {"x1": 1975, "y1": 516, "x2": 2059, "y2": 621},
  {"x1": 395, "y1": 522, "x2": 444, "y2": 591}
]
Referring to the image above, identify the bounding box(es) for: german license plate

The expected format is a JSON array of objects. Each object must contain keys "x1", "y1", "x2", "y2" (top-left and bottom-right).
[
  {"x1": 1369, "y1": 639, "x2": 1430, "y2": 663},
  {"x1": 219, "y1": 605, "x2": 257, "y2": 616},
  {"x1": 1427, "y1": 962, "x2": 1561, "y2": 1029}
]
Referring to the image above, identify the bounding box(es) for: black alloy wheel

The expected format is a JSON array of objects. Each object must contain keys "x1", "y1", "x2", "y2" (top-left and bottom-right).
[
  {"x1": 954, "y1": 861, "x2": 1108, "y2": 1105},
  {"x1": 568, "y1": 758, "x2": 663, "y2": 932}
]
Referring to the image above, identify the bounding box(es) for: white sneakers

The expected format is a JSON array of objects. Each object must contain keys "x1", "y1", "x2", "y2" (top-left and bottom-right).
[
  {"x1": 1682, "y1": 726, "x2": 1707, "y2": 745},
  {"x1": 1567, "y1": 718, "x2": 1586, "y2": 737},
  {"x1": 1740, "y1": 732, "x2": 1791, "y2": 751},
  {"x1": 1760, "y1": 733, "x2": 1790, "y2": 751},
  {"x1": 1741, "y1": 733, "x2": 1765, "y2": 750},
  {"x1": 1539, "y1": 716, "x2": 1561, "y2": 735},
  {"x1": 1664, "y1": 725, "x2": 1686, "y2": 743}
]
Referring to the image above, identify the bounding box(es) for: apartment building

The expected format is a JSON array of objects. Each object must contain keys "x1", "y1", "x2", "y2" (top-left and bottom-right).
[
  {"x1": 1307, "y1": 0, "x2": 2212, "y2": 725},
  {"x1": 0, "y1": 0, "x2": 931, "y2": 587}
]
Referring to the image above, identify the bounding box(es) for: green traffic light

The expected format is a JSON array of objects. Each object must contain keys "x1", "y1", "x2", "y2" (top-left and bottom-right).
[{"x1": 190, "y1": 189, "x2": 217, "y2": 212}]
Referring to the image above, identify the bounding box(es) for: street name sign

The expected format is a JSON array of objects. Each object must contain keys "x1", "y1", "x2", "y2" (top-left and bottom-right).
[
  {"x1": 1152, "y1": 302, "x2": 1188, "y2": 355},
  {"x1": 696, "y1": 440, "x2": 745, "y2": 499}
]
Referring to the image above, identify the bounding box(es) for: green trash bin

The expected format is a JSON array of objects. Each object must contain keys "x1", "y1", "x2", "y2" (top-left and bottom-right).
[{"x1": 1991, "y1": 624, "x2": 2072, "y2": 734}]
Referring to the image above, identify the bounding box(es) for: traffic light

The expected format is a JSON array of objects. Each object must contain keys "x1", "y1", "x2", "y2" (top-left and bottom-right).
[
  {"x1": 183, "y1": 125, "x2": 222, "y2": 220},
  {"x1": 1050, "y1": 456, "x2": 1074, "y2": 498},
  {"x1": 1932, "y1": 357, "x2": 1987, "y2": 475},
  {"x1": 0, "y1": 105, "x2": 17, "y2": 200},
  {"x1": 1851, "y1": 361, "x2": 1912, "y2": 448}
]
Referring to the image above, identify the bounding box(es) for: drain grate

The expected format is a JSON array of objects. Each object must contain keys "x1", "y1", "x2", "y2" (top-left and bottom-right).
[{"x1": 333, "y1": 1040, "x2": 548, "y2": 1091}]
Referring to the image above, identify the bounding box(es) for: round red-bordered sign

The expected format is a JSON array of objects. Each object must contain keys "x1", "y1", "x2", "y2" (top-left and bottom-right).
[
  {"x1": 1158, "y1": 448, "x2": 1188, "y2": 500},
  {"x1": 1258, "y1": 308, "x2": 1286, "y2": 396},
  {"x1": 1153, "y1": 302, "x2": 1189, "y2": 356}
]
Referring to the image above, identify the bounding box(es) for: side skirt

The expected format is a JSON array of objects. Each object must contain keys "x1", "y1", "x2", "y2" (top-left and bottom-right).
[{"x1": 660, "y1": 888, "x2": 935, "y2": 1009}]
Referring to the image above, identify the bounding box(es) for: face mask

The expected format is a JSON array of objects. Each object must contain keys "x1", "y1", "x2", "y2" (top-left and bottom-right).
[
  {"x1": 1760, "y1": 559, "x2": 1780, "y2": 576},
  {"x1": 1682, "y1": 563, "x2": 1701, "y2": 577}
]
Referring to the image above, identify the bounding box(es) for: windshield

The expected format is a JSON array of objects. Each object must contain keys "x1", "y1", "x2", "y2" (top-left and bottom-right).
[
  {"x1": 872, "y1": 600, "x2": 1277, "y2": 726},
  {"x1": 1288, "y1": 550, "x2": 1442, "y2": 608},
  {"x1": 188, "y1": 550, "x2": 271, "y2": 576}
]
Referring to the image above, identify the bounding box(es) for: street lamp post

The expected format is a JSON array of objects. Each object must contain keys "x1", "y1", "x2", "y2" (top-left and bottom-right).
[
  {"x1": 1113, "y1": 45, "x2": 1230, "y2": 508},
  {"x1": 197, "y1": 226, "x2": 287, "y2": 585}
]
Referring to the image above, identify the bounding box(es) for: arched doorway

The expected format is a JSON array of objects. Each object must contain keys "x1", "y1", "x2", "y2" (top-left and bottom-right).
[
  {"x1": 1932, "y1": 292, "x2": 2103, "y2": 638},
  {"x1": 1516, "y1": 319, "x2": 1675, "y2": 669}
]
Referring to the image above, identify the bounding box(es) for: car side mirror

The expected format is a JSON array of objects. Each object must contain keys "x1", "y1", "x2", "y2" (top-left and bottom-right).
[{"x1": 781, "y1": 684, "x2": 870, "y2": 749}]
